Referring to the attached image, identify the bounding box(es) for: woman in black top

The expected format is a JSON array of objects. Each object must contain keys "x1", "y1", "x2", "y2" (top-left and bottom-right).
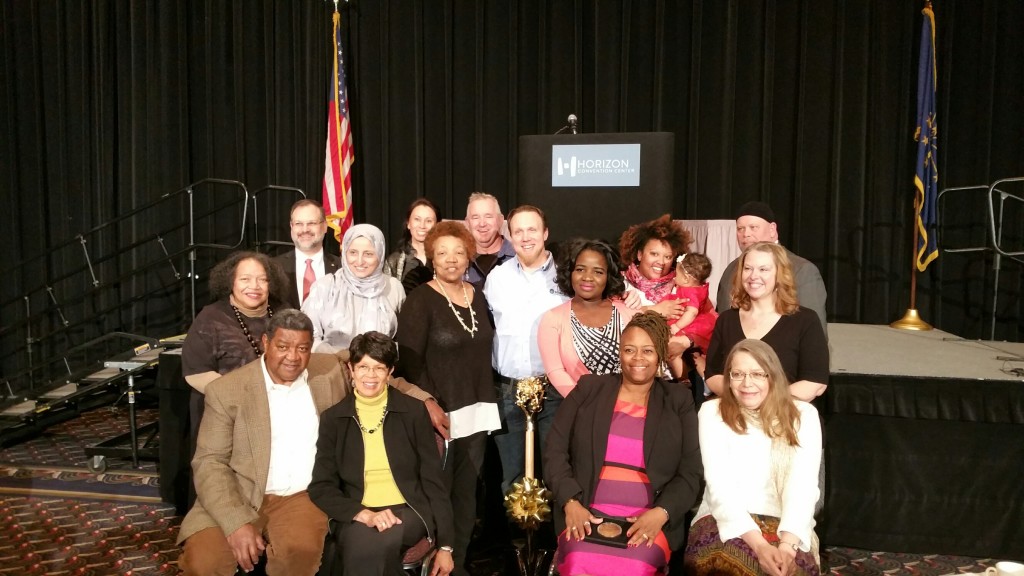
[
  {"x1": 396, "y1": 220, "x2": 498, "y2": 576},
  {"x1": 181, "y1": 251, "x2": 289, "y2": 457},
  {"x1": 705, "y1": 242, "x2": 828, "y2": 401},
  {"x1": 383, "y1": 198, "x2": 439, "y2": 294},
  {"x1": 309, "y1": 331, "x2": 455, "y2": 576}
]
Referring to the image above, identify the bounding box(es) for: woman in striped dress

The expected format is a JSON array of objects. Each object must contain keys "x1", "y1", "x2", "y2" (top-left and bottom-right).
[
  {"x1": 538, "y1": 238, "x2": 638, "y2": 400},
  {"x1": 544, "y1": 312, "x2": 703, "y2": 576}
]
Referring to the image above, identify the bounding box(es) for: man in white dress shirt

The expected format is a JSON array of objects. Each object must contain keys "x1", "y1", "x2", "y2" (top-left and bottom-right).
[
  {"x1": 275, "y1": 199, "x2": 340, "y2": 309},
  {"x1": 484, "y1": 205, "x2": 568, "y2": 492}
]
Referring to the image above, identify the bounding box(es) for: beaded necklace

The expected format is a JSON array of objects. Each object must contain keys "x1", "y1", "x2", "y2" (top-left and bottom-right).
[
  {"x1": 436, "y1": 280, "x2": 478, "y2": 336},
  {"x1": 231, "y1": 304, "x2": 274, "y2": 357},
  {"x1": 354, "y1": 409, "x2": 388, "y2": 434}
]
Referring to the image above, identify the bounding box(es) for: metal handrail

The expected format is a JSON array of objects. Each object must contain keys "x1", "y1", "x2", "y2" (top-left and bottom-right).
[
  {"x1": 175, "y1": 178, "x2": 250, "y2": 319},
  {"x1": 0, "y1": 178, "x2": 266, "y2": 398},
  {"x1": 936, "y1": 184, "x2": 990, "y2": 254},
  {"x1": 936, "y1": 177, "x2": 1024, "y2": 340},
  {"x1": 987, "y1": 177, "x2": 1024, "y2": 260},
  {"x1": 251, "y1": 185, "x2": 306, "y2": 252},
  {"x1": 0, "y1": 242, "x2": 202, "y2": 346},
  {"x1": 0, "y1": 197, "x2": 241, "y2": 314}
]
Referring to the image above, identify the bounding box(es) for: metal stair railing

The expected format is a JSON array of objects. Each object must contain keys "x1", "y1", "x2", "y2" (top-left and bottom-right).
[
  {"x1": 0, "y1": 178, "x2": 263, "y2": 400},
  {"x1": 250, "y1": 185, "x2": 307, "y2": 253},
  {"x1": 937, "y1": 176, "x2": 1024, "y2": 340}
]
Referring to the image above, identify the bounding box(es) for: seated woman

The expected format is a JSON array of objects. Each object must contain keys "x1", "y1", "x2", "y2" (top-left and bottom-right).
[
  {"x1": 308, "y1": 331, "x2": 454, "y2": 576},
  {"x1": 538, "y1": 238, "x2": 637, "y2": 399},
  {"x1": 544, "y1": 312, "x2": 703, "y2": 576},
  {"x1": 685, "y1": 339, "x2": 822, "y2": 576},
  {"x1": 383, "y1": 198, "x2": 439, "y2": 294},
  {"x1": 303, "y1": 224, "x2": 405, "y2": 353},
  {"x1": 705, "y1": 242, "x2": 828, "y2": 402}
]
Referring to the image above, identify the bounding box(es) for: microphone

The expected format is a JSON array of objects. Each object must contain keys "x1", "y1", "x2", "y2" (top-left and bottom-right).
[{"x1": 568, "y1": 114, "x2": 578, "y2": 135}]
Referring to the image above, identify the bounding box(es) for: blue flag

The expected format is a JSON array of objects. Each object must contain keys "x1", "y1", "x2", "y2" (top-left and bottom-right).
[{"x1": 914, "y1": 3, "x2": 939, "y2": 271}]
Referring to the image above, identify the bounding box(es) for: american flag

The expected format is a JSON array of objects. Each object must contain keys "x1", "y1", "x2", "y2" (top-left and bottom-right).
[{"x1": 323, "y1": 9, "x2": 354, "y2": 242}]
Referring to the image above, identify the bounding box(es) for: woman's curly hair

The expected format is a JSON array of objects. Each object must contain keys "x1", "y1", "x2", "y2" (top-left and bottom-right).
[
  {"x1": 618, "y1": 214, "x2": 692, "y2": 269},
  {"x1": 554, "y1": 238, "x2": 626, "y2": 299},
  {"x1": 424, "y1": 221, "x2": 477, "y2": 264},
  {"x1": 208, "y1": 251, "x2": 290, "y2": 307}
]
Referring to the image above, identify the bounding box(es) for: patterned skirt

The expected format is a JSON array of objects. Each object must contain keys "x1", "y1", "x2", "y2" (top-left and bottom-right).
[{"x1": 684, "y1": 514, "x2": 820, "y2": 576}]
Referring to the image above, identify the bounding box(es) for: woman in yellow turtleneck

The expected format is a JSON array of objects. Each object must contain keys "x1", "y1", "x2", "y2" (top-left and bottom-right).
[{"x1": 309, "y1": 331, "x2": 454, "y2": 576}]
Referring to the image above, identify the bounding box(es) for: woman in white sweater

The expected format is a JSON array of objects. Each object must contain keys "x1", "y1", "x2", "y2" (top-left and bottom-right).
[{"x1": 684, "y1": 338, "x2": 822, "y2": 576}]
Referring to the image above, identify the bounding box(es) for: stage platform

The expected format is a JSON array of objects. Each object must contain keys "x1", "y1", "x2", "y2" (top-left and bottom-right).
[
  {"x1": 823, "y1": 324, "x2": 1024, "y2": 561},
  {"x1": 830, "y1": 323, "x2": 1024, "y2": 380}
]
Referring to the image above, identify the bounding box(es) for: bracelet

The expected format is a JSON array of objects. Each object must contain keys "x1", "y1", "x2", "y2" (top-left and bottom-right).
[
  {"x1": 439, "y1": 545, "x2": 454, "y2": 553},
  {"x1": 781, "y1": 541, "x2": 799, "y2": 552},
  {"x1": 657, "y1": 506, "x2": 670, "y2": 521}
]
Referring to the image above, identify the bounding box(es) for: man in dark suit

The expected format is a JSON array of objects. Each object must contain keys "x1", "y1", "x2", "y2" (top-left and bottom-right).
[{"x1": 275, "y1": 199, "x2": 340, "y2": 309}]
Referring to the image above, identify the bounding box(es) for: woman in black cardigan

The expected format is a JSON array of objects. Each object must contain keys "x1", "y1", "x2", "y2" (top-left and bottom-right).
[
  {"x1": 308, "y1": 331, "x2": 454, "y2": 576},
  {"x1": 543, "y1": 312, "x2": 703, "y2": 576}
]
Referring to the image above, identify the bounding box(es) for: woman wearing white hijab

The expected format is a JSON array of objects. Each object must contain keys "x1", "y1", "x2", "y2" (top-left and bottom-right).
[{"x1": 302, "y1": 224, "x2": 406, "y2": 352}]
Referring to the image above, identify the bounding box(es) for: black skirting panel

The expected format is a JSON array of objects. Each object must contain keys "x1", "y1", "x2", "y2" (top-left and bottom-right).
[{"x1": 823, "y1": 374, "x2": 1024, "y2": 559}]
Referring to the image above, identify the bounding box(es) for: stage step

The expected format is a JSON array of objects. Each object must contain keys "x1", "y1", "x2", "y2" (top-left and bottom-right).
[
  {"x1": 40, "y1": 383, "x2": 80, "y2": 400},
  {"x1": 0, "y1": 400, "x2": 38, "y2": 417},
  {"x1": 81, "y1": 366, "x2": 122, "y2": 383}
]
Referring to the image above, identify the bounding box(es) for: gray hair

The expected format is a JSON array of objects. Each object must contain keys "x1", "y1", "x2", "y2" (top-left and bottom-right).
[
  {"x1": 265, "y1": 309, "x2": 314, "y2": 341},
  {"x1": 466, "y1": 192, "x2": 502, "y2": 217}
]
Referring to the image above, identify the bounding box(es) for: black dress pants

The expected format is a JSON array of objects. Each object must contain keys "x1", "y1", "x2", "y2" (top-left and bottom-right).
[{"x1": 337, "y1": 505, "x2": 428, "y2": 576}]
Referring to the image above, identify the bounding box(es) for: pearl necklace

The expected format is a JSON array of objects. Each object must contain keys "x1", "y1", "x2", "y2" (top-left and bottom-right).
[
  {"x1": 354, "y1": 409, "x2": 388, "y2": 434},
  {"x1": 436, "y1": 280, "x2": 478, "y2": 336},
  {"x1": 231, "y1": 304, "x2": 274, "y2": 357}
]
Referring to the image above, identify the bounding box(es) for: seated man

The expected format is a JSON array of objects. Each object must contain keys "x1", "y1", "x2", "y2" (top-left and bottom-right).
[{"x1": 176, "y1": 309, "x2": 441, "y2": 575}]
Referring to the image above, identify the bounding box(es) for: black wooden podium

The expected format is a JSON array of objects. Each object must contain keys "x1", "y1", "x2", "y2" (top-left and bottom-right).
[{"x1": 518, "y1": 132, "x2": 675, "y2": 244}]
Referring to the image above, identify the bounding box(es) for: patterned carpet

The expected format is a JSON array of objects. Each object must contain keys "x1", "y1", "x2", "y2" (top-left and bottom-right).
[
  {"x1": 0, "y1": 497, "x2": 181, "y2": 575},
  {"x1": 0, "y1": 407, "x2": 1002, "y2": 575},
  {"x1": 0, "y1": 407, "x2": 160, "y2": 472}
]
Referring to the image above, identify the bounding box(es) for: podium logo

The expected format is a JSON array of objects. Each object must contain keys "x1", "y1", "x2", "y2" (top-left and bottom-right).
[
  {"x1": 557, "y1": 156, "x2": 578, "y2": 177},
  {"x1": 552, "y1": 144, "x2": 641, "y2": 187}
]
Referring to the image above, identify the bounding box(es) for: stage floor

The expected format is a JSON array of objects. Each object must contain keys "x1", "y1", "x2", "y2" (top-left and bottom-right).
[{"x1": 828, "y1": 323, "x2": 1024, "y2": 381}]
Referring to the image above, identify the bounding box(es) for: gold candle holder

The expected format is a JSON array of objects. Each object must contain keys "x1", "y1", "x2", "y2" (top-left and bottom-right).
[{"x1": 502, "y1": 376, "x2": 553, "y2": 575}]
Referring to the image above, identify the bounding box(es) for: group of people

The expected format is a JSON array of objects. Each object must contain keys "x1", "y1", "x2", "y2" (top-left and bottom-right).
[{"x1": 176, "y1": 193, "x2": 830, "y2": 576}]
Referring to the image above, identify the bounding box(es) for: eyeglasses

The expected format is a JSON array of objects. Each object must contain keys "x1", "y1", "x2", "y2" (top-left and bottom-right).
[
  {"x1": 291, "y1": 220, "x2": 325, "y2": 228},
  {"x1": 353, "y1": 365, "x2": 390, "y2": 377},
  {"x1": 728, "y1": 370, "x2": 768, "y2": 383}
]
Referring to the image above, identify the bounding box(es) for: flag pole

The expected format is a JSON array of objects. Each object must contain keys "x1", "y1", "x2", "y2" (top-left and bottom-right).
[
  {"x1": 891, "y1": 195, "x2": 933, "y2": 330},
  {"x1": 891, "y1": 0, "x2": 936, "y2": 332}
]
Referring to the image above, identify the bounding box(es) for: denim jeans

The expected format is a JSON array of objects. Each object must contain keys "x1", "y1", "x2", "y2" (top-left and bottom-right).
[{"x1": 492, "y1": 378, "x2": 563, "y2": 494}]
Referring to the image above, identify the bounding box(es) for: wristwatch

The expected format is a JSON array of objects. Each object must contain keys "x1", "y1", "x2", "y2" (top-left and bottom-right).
[
  {"x1": 782, "y1": 542, "x2": 799, "y2": 552},
  {"x1": 439, "y1": 545, "x2": 454, "y2": 553}
]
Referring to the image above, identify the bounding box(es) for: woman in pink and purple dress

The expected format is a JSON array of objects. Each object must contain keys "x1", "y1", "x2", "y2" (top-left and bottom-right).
[{"x1": 544, "y1": 312, "x2": 703, "y2": 576}]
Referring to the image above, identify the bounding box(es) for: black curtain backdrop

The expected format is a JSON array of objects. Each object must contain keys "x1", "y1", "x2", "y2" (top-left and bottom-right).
[{"x1": 1, "y1": 0, "x2": 1022, "y2": 387}]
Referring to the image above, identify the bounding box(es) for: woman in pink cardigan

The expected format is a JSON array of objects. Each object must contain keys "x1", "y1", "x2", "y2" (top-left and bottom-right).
[{"x1": 539, "y1": 239, "x2": 638, "y2": 399}]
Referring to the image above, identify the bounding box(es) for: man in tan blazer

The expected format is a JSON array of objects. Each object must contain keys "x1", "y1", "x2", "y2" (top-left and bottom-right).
[{"x1": 176, "y1": 309, "x2": 438, "y2": 575}]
